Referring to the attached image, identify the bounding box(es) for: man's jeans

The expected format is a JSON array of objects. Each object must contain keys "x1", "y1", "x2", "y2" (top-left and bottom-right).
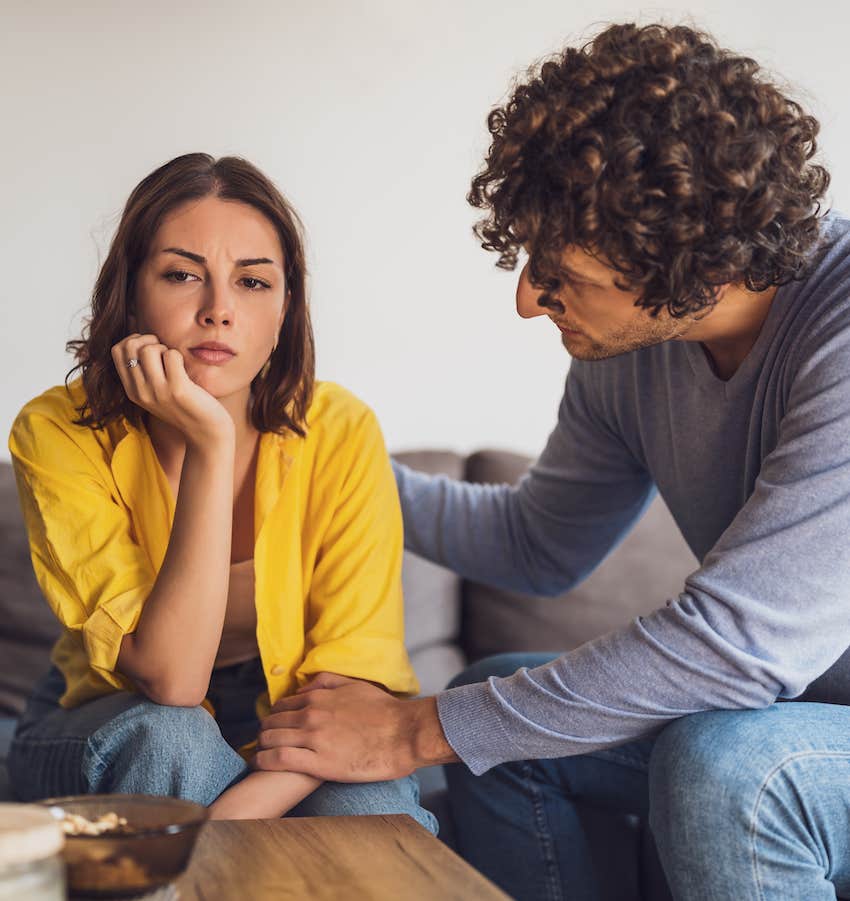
[
  {"x1": 446, "y1": 653, "x2": 850, "y2": 901},
  {"x1": 9, "y1": 662, "x2": 437, "y2": 834}
]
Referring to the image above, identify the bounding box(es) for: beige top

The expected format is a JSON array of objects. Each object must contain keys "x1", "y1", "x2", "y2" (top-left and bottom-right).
[{"x1": 214, "y1": 559, "x2": 259, "y2": 668}]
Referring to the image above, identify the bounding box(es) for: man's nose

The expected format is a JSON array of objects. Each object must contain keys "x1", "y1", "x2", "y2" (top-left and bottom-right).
[
  {"x1": 516, "y1": 263, "x2": 563, "y2": 318},
  {"x1": 516, "y1": 263, "x2": 545, "y2": 318}
]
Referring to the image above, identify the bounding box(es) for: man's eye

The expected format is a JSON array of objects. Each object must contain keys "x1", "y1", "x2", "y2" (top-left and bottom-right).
[
  {"x1": 241, "y1": 277, "x2": 271, "y2": 290},
  {"x1": 164, "y1": 270, "x2": 199, "y2": 283}
]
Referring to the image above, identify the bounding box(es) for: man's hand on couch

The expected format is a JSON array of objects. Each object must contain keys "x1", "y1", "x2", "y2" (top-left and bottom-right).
[{"x1": 254, "y1": 673, "x2": 459, "y2": 781}]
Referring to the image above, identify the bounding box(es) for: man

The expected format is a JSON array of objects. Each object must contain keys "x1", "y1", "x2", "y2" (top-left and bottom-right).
[{"x1": 255, "y1": 22, "x2": 850, "y2": 901}]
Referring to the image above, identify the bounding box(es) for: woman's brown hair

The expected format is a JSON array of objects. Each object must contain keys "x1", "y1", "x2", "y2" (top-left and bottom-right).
[
  {"x1": 468, "y1": 23, "x2": 830, "y2": 317},
  {"x1": 67, "y1": 153, "x2": 315, "y2": 435}
]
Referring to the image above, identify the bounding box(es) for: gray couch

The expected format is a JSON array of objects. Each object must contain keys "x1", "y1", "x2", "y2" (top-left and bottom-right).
[{"x1": 0, "y1": 450, "x2": 699, "y2": 900}]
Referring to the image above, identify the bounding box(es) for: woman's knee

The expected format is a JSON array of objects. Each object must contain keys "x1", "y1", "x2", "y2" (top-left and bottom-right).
[
  {"x1": 291, "y1": 776, "x2": 439, "y2": 835},
  {"x1": 87, "y1": 702, "x2": 245, "y2": 802},
  {"x1": 92, "y1": 702, "x2": 216, "y2": 755},
  {"x1": 8, "y1": 690, "x2": 153, "y2": 801},
  {"x1": 447, "y1": 652, "x2": 560, "y2": 690}
]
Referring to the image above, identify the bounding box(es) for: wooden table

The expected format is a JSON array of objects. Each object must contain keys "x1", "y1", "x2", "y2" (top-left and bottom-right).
[{"x1": 175, "y1": 815, "x2": 510, "y2": 900}]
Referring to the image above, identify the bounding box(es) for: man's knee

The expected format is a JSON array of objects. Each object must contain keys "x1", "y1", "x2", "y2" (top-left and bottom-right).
[
  {"x1": 648, "y1": 707, "x2": 784, "y2": 837},
  {"x1": 447, "y1": 652, "x2": 559, "y2": 690}
]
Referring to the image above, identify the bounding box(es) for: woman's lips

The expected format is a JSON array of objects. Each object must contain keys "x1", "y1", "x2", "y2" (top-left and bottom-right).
[{"x1": 189, "y1": 347, "x2": 236, "y2": 365}]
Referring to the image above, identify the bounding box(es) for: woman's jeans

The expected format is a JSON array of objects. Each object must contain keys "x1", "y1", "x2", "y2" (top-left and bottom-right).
[
  {"x1": 446, "y1": 653, "x2": 850, "y2": 901},
  {"x1": 8, "y1": 661, "x2": 437, "y2": 835}
]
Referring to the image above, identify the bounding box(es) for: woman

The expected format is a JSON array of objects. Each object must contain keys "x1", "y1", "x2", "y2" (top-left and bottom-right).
[{"x1": 8, "y1": 152, "x2": 436, "y2": 829}]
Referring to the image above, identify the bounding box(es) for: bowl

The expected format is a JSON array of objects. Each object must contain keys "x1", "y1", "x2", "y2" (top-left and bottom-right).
[{"x1": 40, "y1": 794, "x2": 208, "y2": 898}]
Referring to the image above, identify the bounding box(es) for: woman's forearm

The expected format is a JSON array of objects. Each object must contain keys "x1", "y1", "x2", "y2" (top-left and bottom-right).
[
  {"x1": 118, "y1": 437, "x2": 235, "y2": 705},
  {"x1": 208, "y1": 771, "x2": 322, "y2": 820}
]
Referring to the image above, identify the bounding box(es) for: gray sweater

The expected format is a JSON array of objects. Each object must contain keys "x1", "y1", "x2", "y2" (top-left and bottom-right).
[{"x1": 394, "y1": 212, "x2": 850, "y2": 775}]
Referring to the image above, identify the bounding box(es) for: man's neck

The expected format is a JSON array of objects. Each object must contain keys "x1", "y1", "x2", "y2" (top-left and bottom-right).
[{"x1": 677, "y1": 283, "x2": 779, "y2": 380}]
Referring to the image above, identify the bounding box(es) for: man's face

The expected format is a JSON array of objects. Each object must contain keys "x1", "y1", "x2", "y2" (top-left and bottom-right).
[{"x1": 516, "y1": 245, "x2": 698, "y2": 360}]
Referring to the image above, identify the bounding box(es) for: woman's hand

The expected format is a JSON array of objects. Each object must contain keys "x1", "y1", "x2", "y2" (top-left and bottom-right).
[{"x1": 111, "y1": 333, "x2": 233, "y2": 447}]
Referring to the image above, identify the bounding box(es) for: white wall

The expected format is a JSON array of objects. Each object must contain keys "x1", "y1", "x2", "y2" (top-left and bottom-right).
[{"x1": 2, "y1": 0, "x2": 848, "y2": 462}]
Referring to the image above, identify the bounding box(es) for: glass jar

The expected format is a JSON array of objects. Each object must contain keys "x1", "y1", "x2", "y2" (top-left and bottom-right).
[{"x1": 0, "y1": 804, "x2": 65, "y2": 900}]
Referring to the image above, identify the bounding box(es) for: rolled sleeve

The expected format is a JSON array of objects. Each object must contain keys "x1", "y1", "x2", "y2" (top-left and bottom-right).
[
  {"x1": 81, "y1": 587, "x2": 149, "y2": 678},
  {"x1": 10, "y1": 406, "x2": 156, "y2": 685}
]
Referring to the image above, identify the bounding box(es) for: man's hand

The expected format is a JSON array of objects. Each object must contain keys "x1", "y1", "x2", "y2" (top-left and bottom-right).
[{"x1": 254, "y1": 673, "x2": 459, "y2": 781}]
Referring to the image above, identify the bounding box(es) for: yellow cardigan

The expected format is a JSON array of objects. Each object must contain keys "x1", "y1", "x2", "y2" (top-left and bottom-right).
[{"x1": 9, "y1": 378, "x2": 419, "y2": 715}]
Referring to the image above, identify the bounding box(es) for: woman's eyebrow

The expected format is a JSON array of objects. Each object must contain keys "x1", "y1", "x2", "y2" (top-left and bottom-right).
[{"x1": 161, "y1": 247, "x2": 278, "y2": 267}]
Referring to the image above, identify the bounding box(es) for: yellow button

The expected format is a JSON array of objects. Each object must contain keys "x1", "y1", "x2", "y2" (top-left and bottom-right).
[{"x1": 270, "y1": 664, "x2": 286, "y2": 676}]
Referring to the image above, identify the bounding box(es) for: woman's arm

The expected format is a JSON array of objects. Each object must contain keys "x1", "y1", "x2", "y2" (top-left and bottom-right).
[
  {"x1": 112, "y1": 335, "x2": 236, "y2": 706},
  {"x1": 117, "y1": 439, "x2": 234, "y2": 706},
  {"x1": 208, "y1": 771, "x2": 321, "y2": 820},
  {"x1": 217, "y1": 392, "x2": 417, "y2": 811},
  {"x1": 11, "y1": 335, "x2": 243, "y2": 708}
]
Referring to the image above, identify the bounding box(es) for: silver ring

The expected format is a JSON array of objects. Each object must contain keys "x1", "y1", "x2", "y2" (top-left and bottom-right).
[{"x1": 127, "y1": 358, "x2": 139, "y2": 369}]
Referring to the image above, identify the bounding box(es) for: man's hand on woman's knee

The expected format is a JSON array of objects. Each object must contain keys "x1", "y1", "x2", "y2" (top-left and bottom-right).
[{"x1": 254, "y1": 673, "x2": 459, "y2": 782}]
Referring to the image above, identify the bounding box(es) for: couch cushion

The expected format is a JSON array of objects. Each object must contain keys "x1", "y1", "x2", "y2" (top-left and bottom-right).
[
  {"x1": 395, "y1": 451, "x2": 467, "y2": 696},
  {"x1": 408, "y1": 644, "x2": 467, "y2": 698},
  {"x1": 402, "y1": 552, "x2": 462, "y2": 658},
  {"x1": 0, "y1": 462, "x2": 59, "y2": 715},
  {"x1": 460, "y1": 450, "x2": 698, "y2": 661}
]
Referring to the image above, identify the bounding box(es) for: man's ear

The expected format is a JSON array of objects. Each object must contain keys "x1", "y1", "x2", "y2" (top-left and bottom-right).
[{"x1": 692, "y1": 283, "x2": 729, "y2": 322}]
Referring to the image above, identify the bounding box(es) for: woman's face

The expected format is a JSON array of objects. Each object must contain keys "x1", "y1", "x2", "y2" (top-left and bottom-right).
[{"x1": 132, "y1": 195, "x2": 287, "y2": 401}]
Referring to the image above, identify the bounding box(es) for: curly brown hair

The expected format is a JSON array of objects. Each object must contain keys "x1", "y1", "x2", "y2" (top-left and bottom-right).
[
  {"x1": 66, "y1": 153, "x2": 315, "y2": 435},
  {"x1": 468, "y1": 22, "x2": 830, "y2": 317}
]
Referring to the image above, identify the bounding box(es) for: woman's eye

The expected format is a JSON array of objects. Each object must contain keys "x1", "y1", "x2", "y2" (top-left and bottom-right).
[
  {"x1": 241, "y1": 277, "x2": 271, "y2": 290},
  {"x1": 164, "y1": 270, "x2": 199, "y2": 284},
  {"x1": 162, "y1": 271, "x2": 269, "y2": 290}
]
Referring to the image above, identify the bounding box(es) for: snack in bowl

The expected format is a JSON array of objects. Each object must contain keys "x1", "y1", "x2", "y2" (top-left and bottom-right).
[
  {"x1": 41, "y1": 794, "x2": 207, "y2": 898},
  {"x1": 59, "y1": 812, "x2": 129, "y2": 837}
]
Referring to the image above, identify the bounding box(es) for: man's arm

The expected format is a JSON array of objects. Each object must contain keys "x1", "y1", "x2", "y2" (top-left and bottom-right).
[
  {"x1": 394, "y1": 366, "x2": 655, "y2": 596},
  {"x1": 432, "y1": 318, "x2": 850, "y2": 773},
  {"x1": 253, "y1": 317, "x2": 850, "y2": 780}
]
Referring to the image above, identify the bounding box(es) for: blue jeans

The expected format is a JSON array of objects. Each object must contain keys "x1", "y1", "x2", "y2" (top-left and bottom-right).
[
  {"x1": 446, "y1": 653, "x2": 850, "y2": 901},
  {"x1": 8, "y1": 662, "x2": 437, "y2": 835}
]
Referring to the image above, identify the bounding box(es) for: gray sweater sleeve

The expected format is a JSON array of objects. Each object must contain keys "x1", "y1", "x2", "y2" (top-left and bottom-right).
[
  {"x1": 394, "y1": 366, "x2": 656, "y2": 596},
  {"x1": 405, "y1": 327, "x2": 850, "y2": 775}
]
